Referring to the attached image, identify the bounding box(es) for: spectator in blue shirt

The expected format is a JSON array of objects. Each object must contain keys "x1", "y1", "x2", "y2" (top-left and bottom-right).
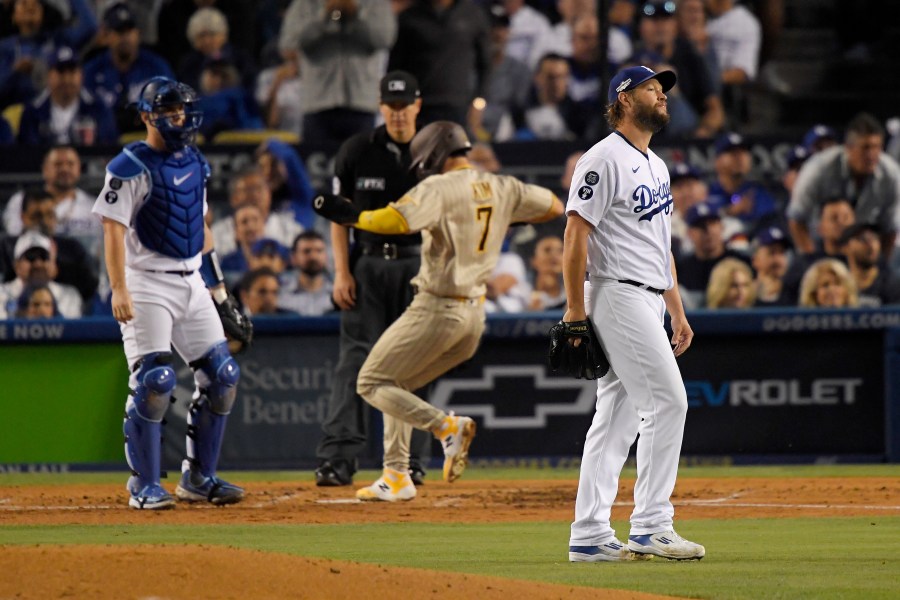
[
  {"x1": 707, "y1": 132, "x2": 778, "y2": 234},
  {"x1": 802, "y1": 123, "x2": 839, "y2": 155},
  {"x1": 0, "y1": 0, "x2": 97, "y2": 107},
  {"x1": 255, "y1": 138, "x2": 316, "y2": 230},
  {"x1": 197, "y1": 56, "x2": 263, "y2": 141},
  {"x1": 17, "y1": 46, "x2": 118, "y2": 146},
  {"x1": 220, "y1": 202, "x2": 267, "y2": 287},
  {"x1": 82, "y1": 3, "x2": 174, "y2": 134}
]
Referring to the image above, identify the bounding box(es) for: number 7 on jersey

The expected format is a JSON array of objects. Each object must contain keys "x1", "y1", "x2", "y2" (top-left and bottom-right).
[{"x1": 476, "y1": 205, "x2": 493, "y2": 252}]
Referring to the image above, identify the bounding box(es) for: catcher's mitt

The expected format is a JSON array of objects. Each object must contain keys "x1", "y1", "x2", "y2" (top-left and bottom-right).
[
  {"x1": 548, "y1": 318, "x2": 609, "y2": 379},
  {"x1": 215, "y1": 293, "x2": 253, "y2": 353}
]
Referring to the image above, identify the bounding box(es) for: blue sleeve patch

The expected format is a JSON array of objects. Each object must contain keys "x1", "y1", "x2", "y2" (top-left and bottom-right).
[{"x1": 107, "y1": 149, "x2": 144, "y2": 179}]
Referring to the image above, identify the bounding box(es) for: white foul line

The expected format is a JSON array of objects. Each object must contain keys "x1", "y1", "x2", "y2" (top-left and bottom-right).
[{"x1": 1, "y1": 494, "x2": 899, "y2": 512}]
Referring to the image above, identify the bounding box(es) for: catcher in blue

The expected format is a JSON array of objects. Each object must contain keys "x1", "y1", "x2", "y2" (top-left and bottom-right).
[
  {"x1": 561, "y1": 66, "x2": 705, "y2": 560},
  {"x1": 92, "y1": 77, "x2": 253, "y2": 510}
]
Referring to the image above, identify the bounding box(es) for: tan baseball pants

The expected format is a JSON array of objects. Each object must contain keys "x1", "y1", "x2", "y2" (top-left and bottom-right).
[{"x1": 357, "y1": 292, "x2": 486, "y2": 472}]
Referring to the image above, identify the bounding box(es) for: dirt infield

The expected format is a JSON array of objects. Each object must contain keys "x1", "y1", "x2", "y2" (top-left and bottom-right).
[
  {"x1": 2, "y1": 476, "x2": 898, "y2": 599},
  {"x1": 1, "y1": 476, "x2": 898, "y2": 526},
  {"x1": 0, "y1": 545, "x2": 688, "y2": 600}
]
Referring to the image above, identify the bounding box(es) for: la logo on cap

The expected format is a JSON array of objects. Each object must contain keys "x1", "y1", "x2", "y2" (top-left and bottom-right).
[{"x1": 388, "y1": 80, "x2": 406, "y2": 91}]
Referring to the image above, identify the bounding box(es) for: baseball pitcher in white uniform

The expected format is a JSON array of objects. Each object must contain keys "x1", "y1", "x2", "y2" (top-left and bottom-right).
[
  {"x1": 93, "y1": 77, "x2": 252, "y2": 510},
  {"x1": 562, "y1": 66, "x2": 705, "y2": 561}
]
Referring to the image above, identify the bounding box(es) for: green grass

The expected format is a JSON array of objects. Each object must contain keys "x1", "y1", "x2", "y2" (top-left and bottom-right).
[
  {"x1": 2, "y1": 467, "x2": 898, "y2": 598},
  {"x1": 1, "y1": 463, "x2": 899, "y2": 486},
  {"x1": 2, "y1": 518, "x2": 898, "y2": 599}
]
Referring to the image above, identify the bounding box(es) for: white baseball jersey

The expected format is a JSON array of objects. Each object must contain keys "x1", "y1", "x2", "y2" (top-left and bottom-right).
[
  {"x1": 4, "y1": 188, "x2": 102, "y2": 247},
  {"x1": 706, "y1": 5, "x2": 761, "y2": 80},
  {"x1": 568, "y1": 130, "x2": 692, "y2": 550},
  {"x1": 565, "y1": 131, "x2": 674, "y2": 290},
  {"x1": 92, "y1": 170, "x2": 207, "y2": 272}
]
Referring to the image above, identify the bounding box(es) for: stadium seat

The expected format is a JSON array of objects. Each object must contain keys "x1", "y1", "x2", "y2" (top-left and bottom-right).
[
  {"x1": 118, "y1": 131, "x2": 206, "y2": 145},
  {"x1": 213, "y1": 129, "x2": 300, "y2": 145},
  {"x1": 2, "y1": 103, "x2": 24, "y2": 135},
  {"x1": 118, "y1": 131, "x2": 145, "y2": 144}
]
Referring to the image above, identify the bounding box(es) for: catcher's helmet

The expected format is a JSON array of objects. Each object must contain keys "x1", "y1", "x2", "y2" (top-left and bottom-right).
[
  {"x1": 409, "y1": 121, "x2": 472, "y2": 181},
  {"x1": 135, "y1": 77, "x2": 203, "y2": 151}
]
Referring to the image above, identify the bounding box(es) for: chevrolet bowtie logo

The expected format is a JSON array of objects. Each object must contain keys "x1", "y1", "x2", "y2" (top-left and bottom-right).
[{"x1": 430, "y1": 365, "x2": 596, "y2": 429}]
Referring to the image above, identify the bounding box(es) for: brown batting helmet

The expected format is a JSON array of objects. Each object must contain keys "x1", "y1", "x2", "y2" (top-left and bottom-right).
[{"x1": 409, "y1": 121, "x2": 472, "y2": 180}]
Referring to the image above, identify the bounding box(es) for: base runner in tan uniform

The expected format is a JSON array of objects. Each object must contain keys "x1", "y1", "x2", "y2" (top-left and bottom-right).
[{"x1": 313, "y1": 121, "x2": 564, "y2": 500}]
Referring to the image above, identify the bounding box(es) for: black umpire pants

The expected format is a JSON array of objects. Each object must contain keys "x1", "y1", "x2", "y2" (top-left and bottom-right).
[{"x1": 316, "y1": 253, "x2": 431, "y2": 469}]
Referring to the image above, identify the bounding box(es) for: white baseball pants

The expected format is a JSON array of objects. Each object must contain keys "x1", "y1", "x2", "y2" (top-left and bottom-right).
[{"x1": 569, "y1": 279, "x2": 688, "y2": 546}]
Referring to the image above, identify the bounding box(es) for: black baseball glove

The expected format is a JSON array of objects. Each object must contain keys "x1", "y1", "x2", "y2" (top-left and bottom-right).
[
  {"x1": 313, "y1": 193, "x2": 361, "y2": 225},
  {"x1": 548, "y1": 318, "x2": 609, "y2": 379},
  {"x1": 215, "y1": 293, "x2": 253, "y2": 353}
]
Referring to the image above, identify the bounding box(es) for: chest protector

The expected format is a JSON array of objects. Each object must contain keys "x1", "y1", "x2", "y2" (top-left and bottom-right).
[{"x1": 128, "y1": 143, "x2": 207, "y2": 258}]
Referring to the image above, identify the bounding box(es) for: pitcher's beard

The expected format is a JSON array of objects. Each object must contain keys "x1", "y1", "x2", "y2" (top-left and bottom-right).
[{"x1": 634, "y1": 102, "x2": 670, "y2": 133}]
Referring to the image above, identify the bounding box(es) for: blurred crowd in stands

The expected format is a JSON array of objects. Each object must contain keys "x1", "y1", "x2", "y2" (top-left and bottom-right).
[
  {"x1": 0, "y1": 0, "x2": 767, "y2": 146},
  {"x1": 1, "y1": 0, "x2": 900, "y2": 320}
]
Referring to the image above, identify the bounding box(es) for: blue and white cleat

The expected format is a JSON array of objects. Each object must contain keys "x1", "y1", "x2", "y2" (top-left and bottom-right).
[
  {"x1": 175, "y1": 469, "x2": 245, "y2": 505},
  {"x1": 568, "y1": 538, "x2": 632, "y2": 562},
  {"x1": 628, "y1": 531, "x2": 705, "y2": 560},
  {"x1": 127, "y1": 477, "x2": 175, "y2": 510}
]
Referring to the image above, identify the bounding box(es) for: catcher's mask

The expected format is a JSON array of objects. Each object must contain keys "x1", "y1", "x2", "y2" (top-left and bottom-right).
[
  {"x1": 409, "y1": 121, "x2": 472, "y2": 181},
  {"x1": 135, "y1": 76, "x2": 203, "y2": 151}
]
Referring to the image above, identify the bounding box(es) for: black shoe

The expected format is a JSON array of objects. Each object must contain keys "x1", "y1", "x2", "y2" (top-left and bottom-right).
[
  {"x1": 408, "y1": 465, "x2": 426, "y2": 486},
  {"x1": 315, "y1": 460, "x2": 353, "y2": 487}
]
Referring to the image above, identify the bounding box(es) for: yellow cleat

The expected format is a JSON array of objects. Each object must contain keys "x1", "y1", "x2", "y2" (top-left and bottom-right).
[
  {"x1": 356, "y1": 467, "x2": 417, "y2": 501},
  {"x1": 435, "y1": 413, "x2": 477, "y2": 483}
]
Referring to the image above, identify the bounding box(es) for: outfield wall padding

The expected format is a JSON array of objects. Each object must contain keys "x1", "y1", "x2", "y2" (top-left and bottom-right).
[{"x1": 1, "y1": 308, "x2": 898, "y2": 468}]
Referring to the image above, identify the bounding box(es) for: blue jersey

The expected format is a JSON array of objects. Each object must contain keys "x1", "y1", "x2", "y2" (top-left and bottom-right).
[
  {"x1": 83, "y1": 49, "x2": 175, "y2": 111},
  {"x1": 0, "y1": 0, "x2": 98, "y2": 105},
  {"x1": 707, "y1": 180, "x2": 777, "y2": 224},
  {"x1": 17, "y1": 89, "x2": 118, "y2": 146},
  {"x1": 100, "y1": 142, "x2": 210, "y2": 260}
]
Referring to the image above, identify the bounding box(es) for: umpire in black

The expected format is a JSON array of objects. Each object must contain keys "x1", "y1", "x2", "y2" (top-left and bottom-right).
[{"x1": 315, "y1": 71, "x2": 431, "y2": 486}]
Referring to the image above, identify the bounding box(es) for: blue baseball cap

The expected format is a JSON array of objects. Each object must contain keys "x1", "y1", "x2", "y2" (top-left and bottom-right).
[
  {"x1": 48, "y1": 46, "x2": 79, "y2": 70},
  {"x1": 251, "y1": 238, "x2": 289, "y2": 260},
  {"x1": 753, "y1": 225, "x2": 792, "y2": 249},
  {"x1": 714, "y1": 132, "x2": 749, "y2": 156},
  {"x1": 802, "y1": 124, "x2": 838, "y2": 152},
  {"x1": 684, "y1": 201, "x2": 720, "y2": 227},
  {"x1": 104, "y1": 3, "x2": 137, "y2": 31},
  {"x1": 785, "y1": 144, "x2": 809, "y2": 170},
  {"x1": 607, "y1": 65, "x2": 676, "y2": 104},
  {"x1": 670, "y1": 162, "x2": 702, "y2": 183}
]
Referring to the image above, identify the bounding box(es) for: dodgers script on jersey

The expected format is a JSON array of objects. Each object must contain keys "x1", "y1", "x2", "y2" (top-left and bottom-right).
[{"x1": 566, "y1": 132, "x2": 674, "y2": 290}]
